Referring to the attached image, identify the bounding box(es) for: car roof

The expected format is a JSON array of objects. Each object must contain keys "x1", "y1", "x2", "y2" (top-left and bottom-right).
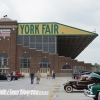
[
  {"x1": 81, "y1": 70, "x2": 92, "y2": 73},
  {"x1": 83, "y1": 72, "x2": 91, "y2": 74}
]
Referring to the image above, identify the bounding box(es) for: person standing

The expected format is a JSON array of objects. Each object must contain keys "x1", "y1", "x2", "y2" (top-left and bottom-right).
[
  {"x1": 53, "y1": 71, "x2": 55, "y2": 79},
  {"x1": 35, "y1": 71, "x2": 41, "y2": 84},
  {"x1": 10, "y1": 72, "x2": 13, "y2": 76},
  {"x1": 13, "y1": 71, "x2": 15, "y2": 76},
  {"x1": 30, "y1": 72, "x2": 34, "y2": 84},
  {"x1": 47, "y1": 71, "x2": 50, "y2": 79},
  {"x1": 52, "y1": 70, "x2": 54, "y2": 79}
]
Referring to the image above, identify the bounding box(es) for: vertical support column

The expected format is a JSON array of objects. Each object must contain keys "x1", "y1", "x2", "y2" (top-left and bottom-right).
[{"x1": 55, "y1": 36, "x2": 57, "y2": 54}]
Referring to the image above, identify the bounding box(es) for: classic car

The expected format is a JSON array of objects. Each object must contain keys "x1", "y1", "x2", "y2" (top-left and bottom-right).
[
  {"x1": 63, "y1": 72, "x2": 100, "y2": 93},
  {"x1": 81, "y1": 70, "x2": 92, "y2": 73},
  {"x1": 0, "y1": 73, "x2": 11, "y2": 81},
  {"x1": 0, "y1": 73, "x2": 18, "y2": 81},
  {"x1": 81, "y1": 72, "x2": 100, "y2": 80},
  {"x1": 84, "y1": 73, "x2": 100, "y2": 100},
  {"x1": 72, "y1": 71, "x2": 92, "y2": 79},
  {"x1": 11, "y1": 71, "x2": 24, "y2": 78},
  {"x1": 11, "y1": 75, "x2": 18, "y2": 80},
  {"x1": 96, "y1": 91, "x2": 100, "y2": 100}
]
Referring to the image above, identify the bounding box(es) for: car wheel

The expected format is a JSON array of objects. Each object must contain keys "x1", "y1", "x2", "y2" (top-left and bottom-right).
[
  {"x1": 93, "y1": 97, "x2": 96, "y2": 100},
  {"x1": 7, "y1": 77, "x2": 11, "y2": 81},
  {"x1": 15, "y1": 77, "x2": 18, "y2": 80},
  {"x1": 96, "y1": 92, "x2": 100, "y2": 100},
  {"x1": 65, "y1": 85, "x2": 73, "y2": 93}
]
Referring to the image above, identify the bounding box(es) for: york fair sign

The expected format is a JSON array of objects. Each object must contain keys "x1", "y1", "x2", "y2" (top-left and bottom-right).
[{"x1": 0, "y1": 29, "x2": 10, "y2": 36}]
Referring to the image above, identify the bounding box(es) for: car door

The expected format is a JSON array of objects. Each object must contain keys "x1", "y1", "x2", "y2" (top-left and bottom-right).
[{"x1": 0, "y1": 74, "x2": 5, "y2": 80}]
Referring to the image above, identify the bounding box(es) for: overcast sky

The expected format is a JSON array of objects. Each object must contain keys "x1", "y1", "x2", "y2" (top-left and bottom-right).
[{"x1": 0, "y1": 0, "x2": 100, "y2": 64}]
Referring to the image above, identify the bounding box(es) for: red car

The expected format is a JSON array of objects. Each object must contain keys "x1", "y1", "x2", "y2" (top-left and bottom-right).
[{"x1": 11, "y1": 71, "x2": 24, "y2": 78}]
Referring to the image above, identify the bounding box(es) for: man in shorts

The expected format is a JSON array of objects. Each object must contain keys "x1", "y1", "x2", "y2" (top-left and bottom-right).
[
  {"x1": 47, "y1": 71, "x2": 50, "y2": 79},
  {"x1": 35, "y1": 71, "x2": 41, "y2": 84}
]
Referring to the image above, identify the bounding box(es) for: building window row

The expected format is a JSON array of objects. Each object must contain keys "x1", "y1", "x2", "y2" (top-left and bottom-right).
[{"x1": 17, "y1": 36, "x2": 56, "y2": 54}]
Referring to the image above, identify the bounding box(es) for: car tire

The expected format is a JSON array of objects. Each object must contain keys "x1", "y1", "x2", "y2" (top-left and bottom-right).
[
  {"x1": 65, "y1": 85, "x2": 73, "y2": 93},
  {"x1": 96, "y1": 91, "x2": 100, "y2": 100},
  {"x1": 7, "y1": 77, "x2": 11, "y2": 81},
  {"x1": 15, "y1": 77, "x2": 18, "y2": 80},
  {"x1": 93, "y1": 97, "x2": 96, "y2": 100}
]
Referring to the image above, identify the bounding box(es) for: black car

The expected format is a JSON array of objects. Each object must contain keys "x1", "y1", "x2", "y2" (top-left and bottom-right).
[
  {"x1": 94, "y1": 72, "x2": 100, "y2": 75},
  {"x1": 11, "y1": 75, "x2": 18, "y2": 80},
  {"x1": 81, "y1": 70, "x2": 92, "y2": 73},
  {"x1": 64, "y1": 72, "x2": 100, "y2": 93},
  {"x1": 72, "y1": 71, "x2": 92, "y2": 79},
  {"x1": 0, "y1": 73, "x2": 18, "y2": 81},
  {"x1": 0, "y1": 73, "x2": 11, "y2": 81}
]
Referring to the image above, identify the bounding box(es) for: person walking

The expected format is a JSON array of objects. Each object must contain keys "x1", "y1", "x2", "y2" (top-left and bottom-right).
[
  {"x1": 35, "y1": 71, "x2": 41, "y2": 84},
  {"x1": 53, "y1": 71, "x2": 55, "y2": 79},
  {"x1": 47, "y1": 71, "x2": 50, "y2": 79},
  {"x1": 30, "y1": 72, "x2": 34, "y2": 84}
]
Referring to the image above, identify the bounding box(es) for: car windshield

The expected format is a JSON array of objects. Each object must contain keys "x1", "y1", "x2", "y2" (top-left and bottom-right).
[{"x1": 88, "y1": 72, "x2": 100, "y2": 79}]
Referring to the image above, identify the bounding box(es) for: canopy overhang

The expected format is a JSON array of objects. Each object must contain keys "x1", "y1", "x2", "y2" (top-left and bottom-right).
[{"x1": 57, "y1": 35, "x2": 97, "y2": 59}]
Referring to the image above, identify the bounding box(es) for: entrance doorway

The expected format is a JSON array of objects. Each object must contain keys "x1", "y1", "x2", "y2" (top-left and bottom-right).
[
  {"x1": 40, "y1": 58, "x2": 50, "y2": 76},
  {"x1": 20, "y1": 53, "x2": 30, "y2": 76},
  {"x1": 0, "y1": 53, "x2": 9, "y2": 74}
]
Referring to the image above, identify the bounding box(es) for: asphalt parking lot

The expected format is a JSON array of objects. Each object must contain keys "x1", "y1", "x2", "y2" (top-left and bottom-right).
[{"x1": 0, "y1": 77, "x2": 92, "y2": 100}]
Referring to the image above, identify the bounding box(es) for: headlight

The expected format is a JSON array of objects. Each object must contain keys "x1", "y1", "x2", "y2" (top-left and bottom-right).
[
  {"x1": 88, "y1": 85, "x2": 89, "y2": 88},
  {"x1": 89, "y1": 87, "x2": 93, "y2": 94},
  {"x1": 88, "y1": 84, "x2": 91, "y2": 89}
]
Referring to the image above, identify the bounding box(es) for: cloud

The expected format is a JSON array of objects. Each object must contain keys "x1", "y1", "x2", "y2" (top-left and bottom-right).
[
  {"x1": 0, "y1": 2, "x2": 10, "y2": 15},
  {"x1": 0, "y1": 0, "x2": 100, "y2": 64}
]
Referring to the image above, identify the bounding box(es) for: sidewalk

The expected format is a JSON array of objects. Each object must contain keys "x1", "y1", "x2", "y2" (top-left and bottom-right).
[
  {"x1": 24, "y1": 77, "x2": 92, "y2": 100},
  {"x1": 0, "y1": 77, "x2": 92, "y2": 100},
  {"x1": 24, "y1": 77, "x2": 57, "y2": 100}
]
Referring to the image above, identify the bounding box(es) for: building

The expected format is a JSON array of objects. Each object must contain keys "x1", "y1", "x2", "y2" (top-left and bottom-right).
[{"x1": 0, "y1": 18, "x2": 98, "y2": 76}]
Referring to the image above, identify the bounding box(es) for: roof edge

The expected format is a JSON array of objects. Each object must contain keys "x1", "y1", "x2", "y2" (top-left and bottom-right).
[{"x1": 57, "y1": 22, "x2": 98, "y2": 36}]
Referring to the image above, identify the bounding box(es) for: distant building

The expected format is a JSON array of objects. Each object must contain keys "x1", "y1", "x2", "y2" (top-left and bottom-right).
[{"x1": 0, "y1": 18, "x2": 98, "y2": 76}]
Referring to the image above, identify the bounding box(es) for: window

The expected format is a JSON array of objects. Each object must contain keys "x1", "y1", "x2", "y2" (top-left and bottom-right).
[
  {"x1": 40, "y1": 58, "x2": 50, "y2": 68},
  {"x1": 23, "y1": 36, "x2": 29, "y2": 46},
  {"x1": 62, "y1": 64, "x2": 71, "y2": 69},
  {"x1": 17, "y1": 35, "x2": 57, "y2": 54},
  {"x1": 20, "y1": 53, "x2": 30, "y2": 68},
  {"x1": 17, "y1": 36, "x2": 23, "y2": 44},
  {"x1": 0, "y1": 53, "x2": 8, "y2": 68}
]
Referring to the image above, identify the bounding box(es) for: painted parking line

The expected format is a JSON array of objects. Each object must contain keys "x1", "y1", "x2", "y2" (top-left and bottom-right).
[{"x1": 48, "y1": 80, "x2": 58, "y2": 100}]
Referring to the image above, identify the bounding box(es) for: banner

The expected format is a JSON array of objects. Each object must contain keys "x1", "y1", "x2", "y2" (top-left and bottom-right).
[{"x1": 0, "y1": 29, "x2": 10, "y2": 36}]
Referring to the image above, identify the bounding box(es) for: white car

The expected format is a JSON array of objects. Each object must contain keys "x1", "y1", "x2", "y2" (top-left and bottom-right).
[{"x1": 81, "y1": 72, "x2": 91, "y2": 80}]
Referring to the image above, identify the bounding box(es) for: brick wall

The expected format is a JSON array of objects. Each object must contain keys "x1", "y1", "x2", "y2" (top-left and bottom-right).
[
  {"x1": 0, "y1": 19, "x2": 17, "y2": 72},
  {"x1": 0, "y1": 18, "x2": 92, "y2": 76}
]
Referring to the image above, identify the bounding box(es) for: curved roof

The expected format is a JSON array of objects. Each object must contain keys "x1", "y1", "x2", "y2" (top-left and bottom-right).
[
  {"x1": 21, "y1": 53, "x2": 30, "y2": 58},
  {"x1": 40, "y1": 58, "x2": 50, "y2": 63},
  {"x1": 0, "y1": 53, "x2": 8, "y2": 57}
]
